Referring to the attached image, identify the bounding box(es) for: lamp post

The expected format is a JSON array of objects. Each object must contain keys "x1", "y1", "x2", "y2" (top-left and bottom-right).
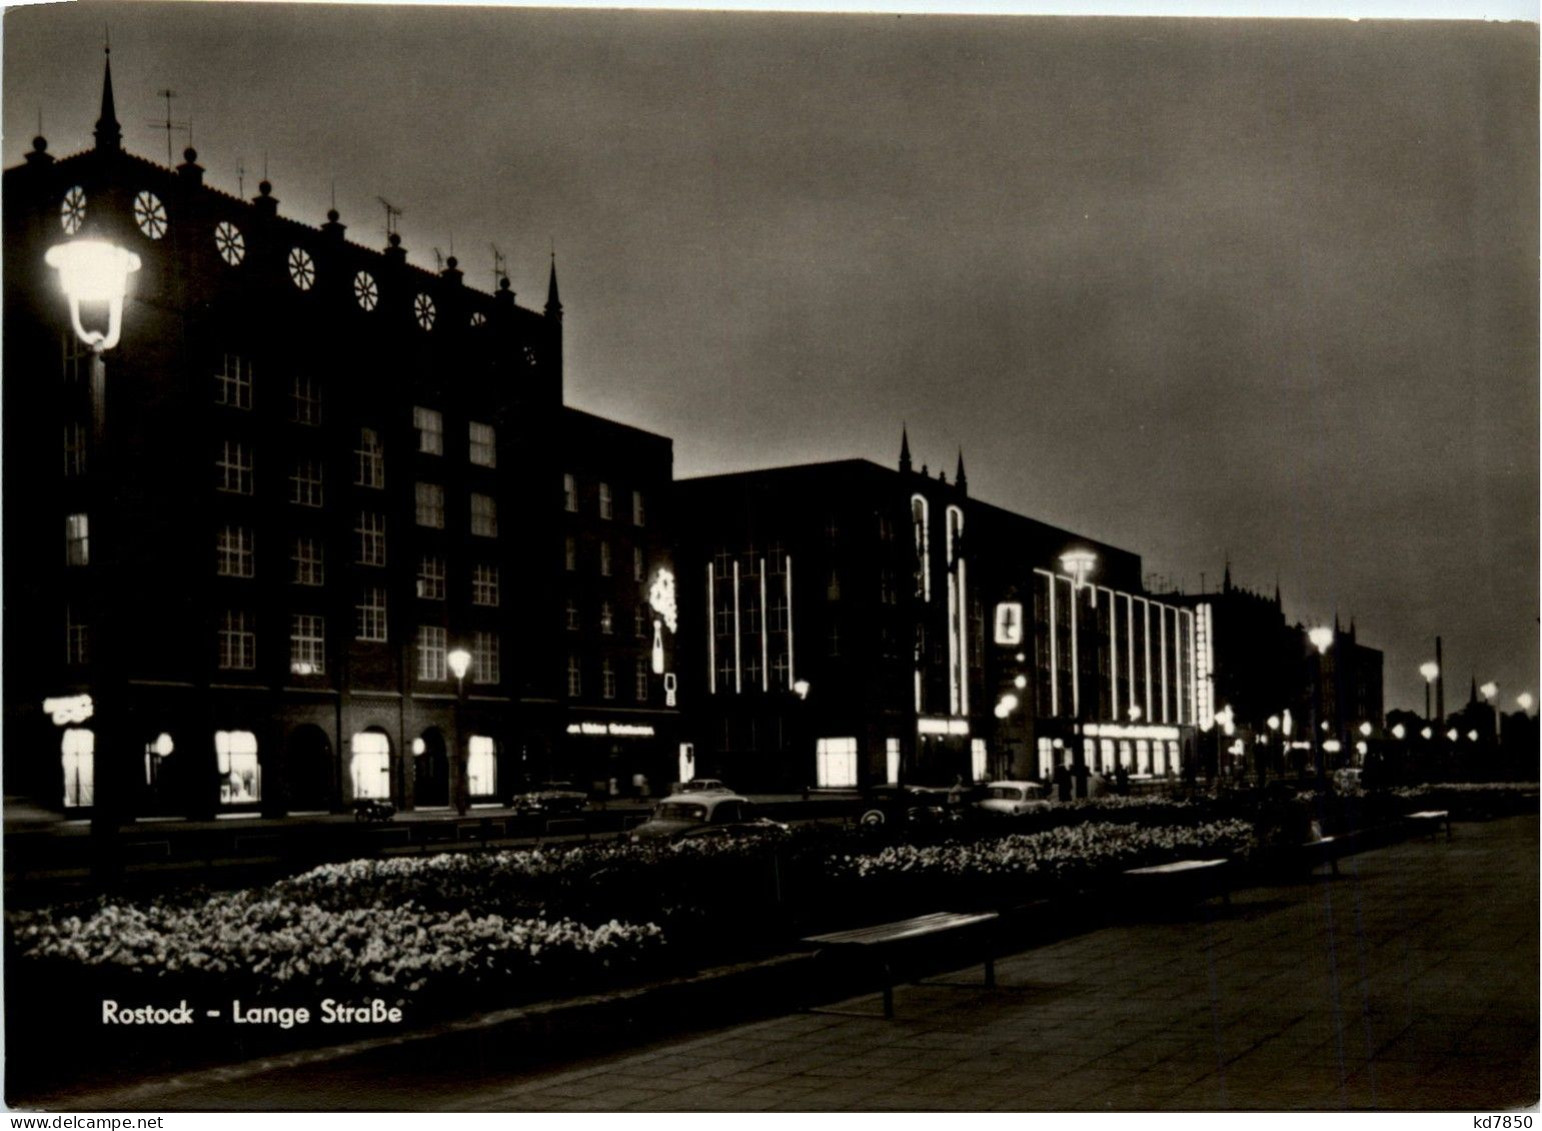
[
  {"x1": 1060, "y1": 549, "x2": 1097, "y2": 800},
  {"x1": 1480, "y1": 681, "x2": 1500, "y2": 748},
  {"x1": 448, "y1": 648, "x2": 472, "y2": 817},
  {"x1": 1420, "y1": 662, "x2": 1440, "y2": 725},
  {"x1": 1308, "y1": 626, "x2": 1334, "y2": 780},
  {"x1": 46, "y1": 236, "x2": 142, "y2": 886}
]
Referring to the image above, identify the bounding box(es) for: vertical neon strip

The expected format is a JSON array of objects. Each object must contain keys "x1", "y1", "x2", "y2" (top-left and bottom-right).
[
  {"x1": 732, "y1": 560, "x2": 742, "y2": 694},
  {"x1": 1068, "y1": 578, "x2": 1080, "y2": 717},
  {"x1": 786, "y1": 554, "x2": 795, "y2": 687},
  {"x1": 1126, "y1": 595, "x2": 1135, "y2": 718},
  {"x1": 1186, "y1": 609, "x2": 1197, "y2": 725},
  {"x1": 1105, "y1": 588, "x2": 1118, "y2": 723},
  {"x1": 707, "y1": 564, "x2": 716, "y2": 695},
  {"x1": 1047, "y1": 570, "x2": 1059, "y2": 717},
  {"x1": 1158, "y1": 604, "x2": 1169, "y2": 723},
  {"x1": 760, "y1": 562, "x2": 769, "y2": 692},
  {"x1": 1141, "y1": 599, "x2": 1153, "y2": 721},
  {"x1": 947, "y1": 572, "x2": 959, "y2": 715},
  {"x1": 958, "y1": 558, "x2": 969, "y2": 716}
]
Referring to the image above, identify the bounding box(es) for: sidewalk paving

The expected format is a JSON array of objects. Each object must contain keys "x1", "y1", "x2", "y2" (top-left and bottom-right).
[
  {"x1": 446, "y1": 815, "x2": 1537, "y2": 1112},
  {"x1": 18, "y1": 815, "x2": 1537, "y2": 1112}
]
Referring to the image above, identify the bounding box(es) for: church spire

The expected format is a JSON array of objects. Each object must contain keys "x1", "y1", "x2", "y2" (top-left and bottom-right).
[
  {"x1": 955, "y1": 448, "x2": 968, "y2": 495},
  {"x1": 899, "y1": 426, "x2": 912, "y2": 475},
  {"x1": 94, "y1": 42, "x2": 122, "y2": 152},
  {"x1": 1223, "y1": 556, "x2": 1232, "y2": 593},
  {"x1": 545, "y1": 253, "x2": 562, "y2": 321}
]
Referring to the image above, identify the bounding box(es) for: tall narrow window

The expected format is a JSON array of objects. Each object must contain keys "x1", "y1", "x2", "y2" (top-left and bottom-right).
[
  {"x1": 566, "y1": 599, "x2": 580, "y2": 631},
  {"x1": 291, "y1": 537, "x2": 324, "y2": 586},
  {"x1": 467, "y1": 735, "x2": 497, "y2": 797},
  {"x1": 215, "y1": 354, "x2": 253, "y2": 410},
  {"x1": 632, "y1": 490, "x2": 645, "y2": 527},
  {"x1": 567, "y1": 655, "x2": 581, "y2": 697},
  {"x1": 217, "y1": 440, "x2": 254, "y2": 495},
  {"x1": 415, "y1": 482, "x2": 445, "y2": 528},
  {"x1": 912, "y1": 494, "x2": 931, "y2": 601},
  {"x1": 633, "y1": 546, "x2": 645, "y2": 582},
  {"x1": 63, "y1": 422, "x2": 86, "y2": 477},
  {"x1": 472, "y1": 564, "x2": 500, "y2": 607},
  {"x1": 599, "y1": 601, "x2": 614, "y2": 635},
  {"x1": 416, "y1": 555, "x2": 445, "y2": 600},
  {"x1": 289, "y1": 457, "x2": 323, "y2": 507},
  {"x1": 65, "y1": 604, "x2": 89, "y2": 665},
  {"x1": 290, "y1": 614, "x2": 325, "y2": 675},
  {"x1": 355, "y1": 512, "x2": 387, "y2": 566},
  {"x1": 355, "y1": 586, "x2": 388, "y2": 642},
  {"x1": 65, "y1": 513, "x2": 89, "y2": 566},
  {"x1": 290, "y1": 374, "x2": 321, "y2": 425},
  {"x1": 218, "y1": 609, "x2": 257, "y2": 669},
  {"x1": 635, "y1": 658, "x2": 649, "y2": 702},
  {"x1": 417, "y1": 625, "x2": 447, "y2": 681},
  {"x1": 470, "y1": 493, "x2": 497, "y2": 537},
  {"x1": 601, "y1": 658, "x2": 616, "y2": 700},
  {"x1": 472, "y1": 631, "x2": 500, "y2": 684},
  {"x1": 599, "y1": 541, "x2": 612, "y2": 577},
  {"x1": 216, "y1": 524, "x2": 255, "y2": 578},
  {"x1": 598, "y1": 482, "x2": 613, "y2": 520},
  {"x1": 468, "y1": 421, "x2": 496, "y2": 468},
  {"x1": 354, "y1": 427, "x2": 384, "y2": 488},
  {"x1": 563, "y1": 473, "x2": 578, "y2": 512},
  {"x1": 413, "y1": 407, "x2": 443, "y2": 455},
  {"x1": 564, "y1": 536, "x2": 577, "y2": 572},
  {"x1": 815, "y1": 737, "x2": 858, "y2": 788},
  {"x1": 634, "y1": 607, "x2": 647, "y2": 638},
  {"x1": 62, "y1": 728, "x2": 95, "y2": 807}
]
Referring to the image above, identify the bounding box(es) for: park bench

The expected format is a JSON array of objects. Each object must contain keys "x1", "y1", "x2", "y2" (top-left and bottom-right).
[
  {"x1": 802, "y1": 910, "x2": 1000, "y2": 1019},
  {"x1": 1122, "y1": 857, "x2": 1232, "y2": 905},
  {"x1": 1406, "y1": 809, "x2": 1452, "y2": 841}
]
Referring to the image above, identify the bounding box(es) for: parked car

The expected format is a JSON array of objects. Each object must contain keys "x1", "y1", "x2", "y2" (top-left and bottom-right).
[
  {"x1": 353, "y1": 798, "x2": 396, "y2": 822},
  {"x1": 975, "y1": 780, "x2": 1052, "y2": 817},
  {"x1": 856, "y1": 785, "x2": 971, "y2": 827},
  {"x1": 671, "y1": 778, "x2": 733, "y2": 795},
  {"x1": 512, "y1": 782, "x2": 589, "y2": 814},
  {"x1": 629, "y1": 792, "x2": 787, "y2": 842},
  {"x1": 1333, "y1": 767, "x2": 1363, "y2": 791}
]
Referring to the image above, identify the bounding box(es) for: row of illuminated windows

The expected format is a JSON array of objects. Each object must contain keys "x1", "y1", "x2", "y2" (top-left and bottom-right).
[
  {"x1": 212, "y1": 439, "x2": 495, "y2": 505},
  {"x1": 566, "y1": 599, "x2": 652, "y2": 638},
  {"x1": 564, "y1": 537, "x2": 646, "y2": 580},
  {"x1": 566, "y1": 654, "x2": 652, "y2": 702},
  {"x1": 710, "y1": 548, "x2": 788, "y2": 579},
  {"x1": 713, "y1": 597, "x2": 791, "y2": 637},
  {"x1": 717, "y1": 653, "x2": 793, "y2": 692},
  {"x1": 205, "y1": 522, "x2": 501, "y2": 583},
  {"x1": 59, "y1": 729, "x2": 502, "y2": 810},
  {"x1": 563, "y1": 473, "x2": 646, "y2": 526},
  {"x1": 210, "y1": 607, "x2": 501, "y2": 681}
]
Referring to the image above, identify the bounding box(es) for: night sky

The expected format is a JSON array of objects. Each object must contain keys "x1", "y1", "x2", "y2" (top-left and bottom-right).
[{"x1": 5, "y1": 3, "x2": 1536, "y2": 713}]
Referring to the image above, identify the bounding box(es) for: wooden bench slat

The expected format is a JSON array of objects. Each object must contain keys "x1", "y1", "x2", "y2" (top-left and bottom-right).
[
  {"x1": 1124, "y1": 858, "x2": 1228, "y2": 877},
  {"x1": 804, "y1": 910, "x2": 997, "y2": 947}
]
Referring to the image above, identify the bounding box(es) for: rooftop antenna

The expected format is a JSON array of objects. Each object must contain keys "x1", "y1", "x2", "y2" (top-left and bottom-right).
[
  {"x1": 237, "y1": 159, "x2": 245, "y2": 198},
  {"x1": 432, "y1": 247, "x2": 444, "y2": 271},
  {"x1": 490, "y1": 242, "x2": 507, "y2": 289},
  {"x1": 376, "y1": 196, "x2": 403, "y2": 239},
  {"x1": 330, "y1": 179, "x2": 336, "y2": 210},
  {"x1": 148, "y1": 89, "x2": 188, "y2": 166}
]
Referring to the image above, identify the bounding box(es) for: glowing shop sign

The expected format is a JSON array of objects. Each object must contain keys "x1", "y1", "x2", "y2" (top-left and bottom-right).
[
  {"x1": 1081, "y1": 723, "x2": 1181, "y2": 741},
  {"x1": 566, "y1": 722, "x2": 657, "y2": 738},
  {"x1": 917, "y1": 717, "x2": 970, "y2": 736},
  {"x1": 43, "y1": 694, "x2": 94, "y2": 726},
  {"x1": 648, "y1": 568, "x2": 677, "y2": 633},
  {"x1": 994, "y1": 602, "x2": 1024, "y2": 646},
  {"x1": 664, "y1": 672, "x2": 678, "y2": 708}
]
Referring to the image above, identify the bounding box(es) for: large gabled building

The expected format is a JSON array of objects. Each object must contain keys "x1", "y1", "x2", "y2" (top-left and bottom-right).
[{"x1": 3, "y1": 54, "x2": 679, "y2": 820}]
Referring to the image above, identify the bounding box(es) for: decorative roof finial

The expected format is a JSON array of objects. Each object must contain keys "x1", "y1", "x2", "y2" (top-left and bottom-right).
[
  {"x1": 545, "y1": 251, "x2": 562, "y2": 320},
  {"x1": 955, "y1": 448, "x2": 967, "y2": 494},
  {"x1": 899, "y1": 425, "x2": 912, "y2": 474}
]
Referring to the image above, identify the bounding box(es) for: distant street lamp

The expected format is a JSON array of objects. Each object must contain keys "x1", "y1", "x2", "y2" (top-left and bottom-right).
[
  {"x1": 1519, "y1": 693, "x2": 1535, "y2": 714},
  {"x1": 1309, "y1": 626, "x2": 1333, "y2": 778},
  {"x1": 1391, "y1": 723, "x2": 1406, "y2": 740},
  {"x1": 448, "y1": 647, "x2": 472, "y2": 816},
  {"x1": 1060, "y1": 549, "x2": 1097, "y2": 798},
  {"x1": 1420, "y1": 662, "x2": 1440, "y2": 722},
  {"x1": 47, "y1": 235, "x2": 142, "y2": 885}
]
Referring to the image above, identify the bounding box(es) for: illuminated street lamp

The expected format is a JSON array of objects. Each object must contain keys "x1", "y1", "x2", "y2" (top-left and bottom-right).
[
  {"x1": 1420, "y1": 726, "x2": 1433, "y2": 740},
  {"x1": 1420, "y1": 662, "x2": 1440, "y2": 722},
  {"x1": 1308, "y1": 627, "x2": 1333, "y2": 778},
  {"x1": 448, "y1": 648, "x2": 472, "y2": 816},
  {"x1": 1519, "y1": 693, "x2": 1535, "y2": 714},
  {"x1": 46, "y1": 235, "x2": 142, "y2": 883},
  {"x1": 1057, "y1": 549, "x2": 1098, "y2": 798},
  {"x1": 1392, "y1": 723, "x2": 1406, "y2": 740}
]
